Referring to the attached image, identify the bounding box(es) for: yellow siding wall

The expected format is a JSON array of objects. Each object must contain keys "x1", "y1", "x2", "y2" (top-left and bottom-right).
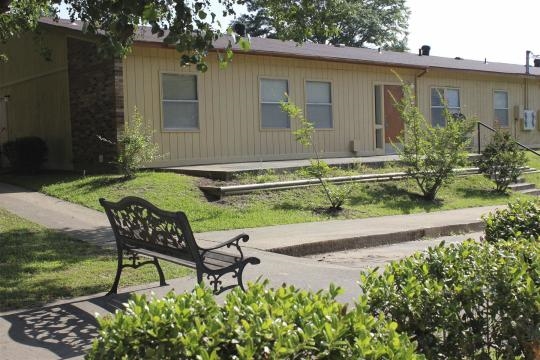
[
  {"x1": 416, "y1": 70, "x2": 540, "y2": 148},
  {"x1": 0, "y1": 29, "x2": 72, "y2": 169},
  {"x1": 124, "y1": 46, "x2": 418, "y2": 166},
  {"x1": 125, "y1": 46, "x2": 540, "y2": 166}
]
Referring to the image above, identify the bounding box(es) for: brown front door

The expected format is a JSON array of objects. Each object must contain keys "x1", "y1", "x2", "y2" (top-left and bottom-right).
[{"x1": 383, "y1": 85, "x2": 404, "y2": 146}]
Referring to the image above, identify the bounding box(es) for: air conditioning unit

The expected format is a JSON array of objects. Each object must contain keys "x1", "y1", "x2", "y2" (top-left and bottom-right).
[{"x1": 523, "y1": 109, "x2": 536, "y2": 130}]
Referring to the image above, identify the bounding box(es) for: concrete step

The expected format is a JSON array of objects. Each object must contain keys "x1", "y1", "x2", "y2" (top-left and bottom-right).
[
  {"x1": 518, "y1": 188, "x2": 540, "y2": 196},
  {"x1": 508, "y1": 182, "x2": 536, "y2": 191}
]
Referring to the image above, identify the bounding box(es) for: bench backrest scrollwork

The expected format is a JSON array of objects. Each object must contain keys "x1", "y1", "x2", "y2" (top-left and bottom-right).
[{"x1": 100, "y1": 197, "x2": 201, "y2": 264}]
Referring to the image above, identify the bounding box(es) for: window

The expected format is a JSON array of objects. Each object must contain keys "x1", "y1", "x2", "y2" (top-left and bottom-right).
[
  {"x1": 260, "y1": 79, "x2": 289, "y2": 128},
  {"x1": 431, "y1": 87, "x2": 460, "y2": 127},
  {"x1": 161, "y1": 73, "x2": 198, "y2": 130},
  {"x1": 306, "y1": 81, "x2": 332, "y2": 128},
  {"x1": 494, "y1": 91, "x2": 509, "y2": 127}
]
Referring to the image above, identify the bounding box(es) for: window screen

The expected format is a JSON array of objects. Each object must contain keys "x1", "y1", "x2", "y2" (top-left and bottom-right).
[
  {"x1": 260, "y1": 79, "x2": 289, "y2": 128},
  {"x1": 306, "y1": 81, "x2": 332, "y2": 128},
  {"x1": 431, "y1": 88, "x2": 461, "y2": 127},
  {"x1": 494, "y1": 91, "x2": 509, "y2": 127},
  {"x1": 162, "y1": 74, "x2": 198, "y2": 130}
]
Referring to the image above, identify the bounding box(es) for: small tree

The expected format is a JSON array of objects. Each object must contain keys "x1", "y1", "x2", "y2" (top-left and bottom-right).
[
  {"x1": 394, "y1": 82, "x2": 475, "y2": 201},
  {"x1": 478, "y1": 130, "x2": 527, "y2": 193},
  {"x1": 281, "y1": 101, "x2": 353, "y2": 211}
]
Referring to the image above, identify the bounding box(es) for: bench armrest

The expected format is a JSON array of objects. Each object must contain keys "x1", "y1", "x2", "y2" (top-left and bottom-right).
[{"x1": 199, "y1": 233, "x2": 250, "y2": 259}]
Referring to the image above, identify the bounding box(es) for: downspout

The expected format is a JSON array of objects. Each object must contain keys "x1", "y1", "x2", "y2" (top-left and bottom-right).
[
  {"x1": 414, "y1": 68, "x2": 429, "y2": 104},
  {"x1": 522, "y1": 51, "x2": 532, "y2": 141}
]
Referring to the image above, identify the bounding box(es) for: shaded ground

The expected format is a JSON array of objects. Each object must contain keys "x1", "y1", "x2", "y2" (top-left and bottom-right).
[{"x1": 306, "y1": 232, "x2": 483, "y2": 268}]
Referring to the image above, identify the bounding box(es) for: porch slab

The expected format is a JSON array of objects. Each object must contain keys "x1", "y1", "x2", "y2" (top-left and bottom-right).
[{"x1": 160, "y1": 155, "x2": 401, "y2": 180}]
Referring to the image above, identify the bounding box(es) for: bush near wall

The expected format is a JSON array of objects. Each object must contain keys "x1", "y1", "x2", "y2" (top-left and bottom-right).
[
  {"x1": 360, "y1": 239, "x2": 540, "y2": 359},
  {"x1": 2, "y1": 136, "x2": 48, "y2": 174},
  {"x1": 483, "y1": 199, "x2": 540, "y2": 242},
  {"x1": 87, "y1": 282, "x2": 423, "y2": 360}
]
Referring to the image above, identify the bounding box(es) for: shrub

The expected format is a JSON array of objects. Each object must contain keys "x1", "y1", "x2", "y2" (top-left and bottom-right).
[
  {"x1": 393, "y1": 80, "x2": 475, "y2": 200},
  {"x1": 99, "y1": 109, "x2": 158, "y2": 178},
  {"x1": 478, "y1": 130, "x2": 527, "y2": 192},
  {"x1": 483, "y1": 199, "x2": 540, "y2": 242},
  {"x1": 2, "y1": 136, "x2": 48, "y2": 174},
  {"x1": 87, "y1": 282, "x2": 423, "y2": 359},
  {"x1": 117, "y1": 110, "x2": 159, "y2": 178},
  {"x1": 360, "y1": 239, "x2": 540, "y2": 359}
]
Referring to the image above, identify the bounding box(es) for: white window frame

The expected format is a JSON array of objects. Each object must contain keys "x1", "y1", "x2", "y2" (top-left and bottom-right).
[
  {"x1": 259, "y1": 77, "x2": 290, "y2": 130},
  {"x1": 493, "y1": 90, "x2": 509, "y2": 128},
  {"x1": 305, "y1": 80, "x2": 333, "y2": 129},
  {"x1": 160, "y1": 72, "x2": 199, "y2": 132},
  {"x1": 430, "y1": 87, "x2": 461, "y2": 127},
  {"x1": 373, "y1": 84, "x2": 384, "y2": 151}
]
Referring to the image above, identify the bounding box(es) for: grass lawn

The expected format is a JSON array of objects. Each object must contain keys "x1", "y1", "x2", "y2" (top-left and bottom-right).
[
  {"x1": 0, "y1": 208, "x2": 191, "y2": 311},
  {"x1": 524, "y1": 152, "x2": 540, "y2": 186},
  {"x1": 0, "y1": 170, "x2": 530, "y2": 233},
  {"x1": 225, "y1": 162, "x2": 405, "y2": 185}
]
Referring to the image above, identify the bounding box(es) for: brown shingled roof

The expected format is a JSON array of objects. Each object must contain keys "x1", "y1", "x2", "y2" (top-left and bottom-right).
[{"x1": 39, "y1": 18, "x2": 540, "y2": 77}]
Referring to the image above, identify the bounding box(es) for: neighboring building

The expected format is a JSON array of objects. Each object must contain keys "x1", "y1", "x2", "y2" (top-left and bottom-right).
[{"x1": 1, "y1": 18, "x2": 540, "y2": 170}]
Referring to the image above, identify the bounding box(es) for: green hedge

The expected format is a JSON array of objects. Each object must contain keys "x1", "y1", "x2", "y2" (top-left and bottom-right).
[
  {"x1": 360, "y1": 239, "x2": 540, "y2": 359},
  {"x1": 483, "y1": 199, "x2": 540, "y2": 242},
  {"x1": 87, "y1": 282, "x2": 422, "y2": 359}
]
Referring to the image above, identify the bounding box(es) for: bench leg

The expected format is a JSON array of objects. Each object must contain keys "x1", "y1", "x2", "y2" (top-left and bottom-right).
[
  {"x1": 153, "y1": 257, "x2": 167, "y2": 286},
  {"x1": 107, "y1": 250, "x2": 124, "y2": 296},
  {"x1": 196, "y1": 270, "x2": 203, "y2": 284},
  {"x1": 236, "y1": 265, "x2": 246, "y2": 292}
]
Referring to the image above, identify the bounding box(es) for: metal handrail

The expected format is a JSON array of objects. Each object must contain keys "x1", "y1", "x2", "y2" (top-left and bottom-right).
[{"x1": 476, "y1": 121, "x2": 540, "y2": 157}]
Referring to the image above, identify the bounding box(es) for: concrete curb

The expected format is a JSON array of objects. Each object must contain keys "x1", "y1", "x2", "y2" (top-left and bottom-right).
[{"x1": 270, "y1": 221, "x2": 484, "y2": 257}]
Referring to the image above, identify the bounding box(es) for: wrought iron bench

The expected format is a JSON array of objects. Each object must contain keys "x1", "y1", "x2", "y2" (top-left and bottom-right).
[{"x1": 100, "y1": 196, "x2": 260, "y2": 295}]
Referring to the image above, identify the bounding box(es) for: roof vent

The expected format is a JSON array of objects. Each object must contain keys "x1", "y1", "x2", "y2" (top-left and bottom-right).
[
  {"x1": 421, "y1": 45, "x2": 431, "y2": 56},
  {"x1": 534, "y1": 59, "x2": 540, "y2": 67},
  {"x1": 232, "y1": 22, "x2": 246, "y2": 37},
  {"x1": 455, "y1": 57, "x2": 463, "y2": 60}
]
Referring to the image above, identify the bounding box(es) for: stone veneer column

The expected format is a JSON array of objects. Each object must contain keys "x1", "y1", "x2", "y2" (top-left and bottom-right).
[{"x1": 67, "y1": 38, "x2": 124, "y2": 172}]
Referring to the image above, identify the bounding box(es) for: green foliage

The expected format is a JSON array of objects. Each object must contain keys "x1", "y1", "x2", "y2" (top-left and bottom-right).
[
  {"x1": 87, "y1": 281, "x2": 423, "y2": 359},
  {"x1": 282, "y1": 101, "x2": 354, "y2": 211},
  {"x1": 2, "y1": 136, "x2": 48, "y2": 174},
  {"x1": 478, "y1": 130, "x2": 527, "y2": 192},
  {"x1": 1, "y1": 0, "x2": 246, "y2": 70},
  {"x1": 394, "y1": 81, "x2": 475, "y2": 200},
  {"x1": 236, "y1": 0, "x2": 409, "y2": 50},
  {"x1": 0, "y1": 0, "x2": 57, "y2": 61},
  {"x1": 116, "y1": 109, "x2": 159, "y2": 178},
  {"x1": 360, "y1": 239, "x2": 540, "y2": 359},
  {"x1": 483, "y1": 199, "x2": 540, "y2": 242}
]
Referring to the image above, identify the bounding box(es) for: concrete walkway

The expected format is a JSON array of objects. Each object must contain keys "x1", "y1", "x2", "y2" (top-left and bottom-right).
[
  {"x1": 0, "y1": 182, "x2": 497, "y2": 359},
  {"x1": 163, "y1": 155, "x2": 400, "y2": 179}
]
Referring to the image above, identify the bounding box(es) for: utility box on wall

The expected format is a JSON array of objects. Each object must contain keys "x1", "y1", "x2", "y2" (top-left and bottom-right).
[{"x1": 523, "y1": 110, "x2": 536, "y2": 130}]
